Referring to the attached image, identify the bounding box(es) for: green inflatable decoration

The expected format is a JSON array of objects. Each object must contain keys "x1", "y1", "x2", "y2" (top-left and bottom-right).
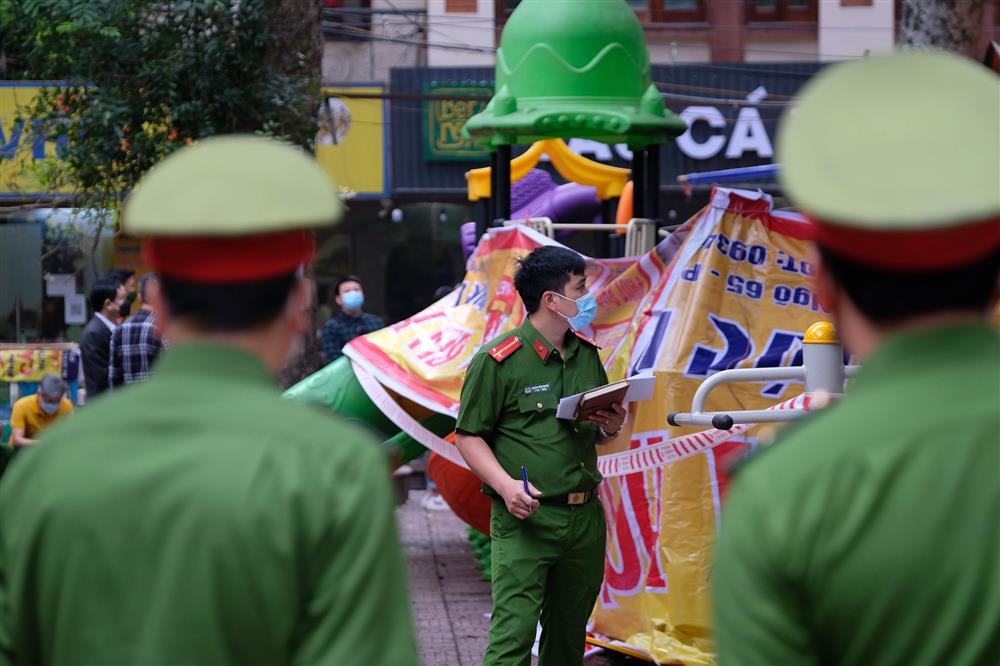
[
  {"x1": 284, "y1": 356, "x2": 398, "y2": 438},
  {"x1": 462, "y1": 0, "x2": 685, "y2": 149},
  {"x1": 284, "y1": 356, "x2": 455, "y2": 468}
]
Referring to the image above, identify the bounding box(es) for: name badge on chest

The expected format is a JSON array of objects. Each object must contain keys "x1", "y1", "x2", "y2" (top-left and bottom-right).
[{"x1": 523, "y1": 383, "x2": 551, "y2": 395}]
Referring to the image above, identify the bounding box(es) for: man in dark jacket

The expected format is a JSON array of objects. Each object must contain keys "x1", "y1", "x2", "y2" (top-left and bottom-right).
[{"x1": 78, "y1": 278, "x2": 125, "y2": 400}]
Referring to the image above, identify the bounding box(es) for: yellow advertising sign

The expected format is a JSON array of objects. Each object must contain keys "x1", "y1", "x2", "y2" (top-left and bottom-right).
[
  {"x1": 0, "y1": 83, "x2": 69, "y2": 198},
  {"x1": 593, "y1": 191, "x2": 822, "y2": 665},
  {"x1": 345, "y1": 227, "x2": 648, "y2": 415},
  {"x1": 1, "y1": 348, "x2": 63, "y2": 382},
  {"x1": 315, "y1": 85, "x2": 387, "y2": 198}
]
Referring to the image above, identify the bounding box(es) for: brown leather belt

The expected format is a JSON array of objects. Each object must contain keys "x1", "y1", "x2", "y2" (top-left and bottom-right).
[{"x1": 539, "y1": 488, "x2": 598, "y2": 506}]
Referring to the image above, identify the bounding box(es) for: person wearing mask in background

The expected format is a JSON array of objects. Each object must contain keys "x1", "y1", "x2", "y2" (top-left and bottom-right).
[
  {"x1": 78, "y1": 277, "x2": 125, "y2": 400},
  {"x1": 104, "y1": 269, "x2": 138, "y2": 320},
  {"x1": 8, "y1": 374, "x2": 73, "y2": 448},
  {"x1": 320, "y1": 275, "x2": 384, "y2": 363},
  {"x1": 711, "y1": 52, "x2": 1000, "y2": 666},
  {"x1": 112, "y1": 268, "x2": 139, "y2": 323},
  {"x1": 0, "y1": 135, "x2": 418, "y2": 666},
  {"x1": 108, "y1": 273, "x2": 163, "y2": 389}
]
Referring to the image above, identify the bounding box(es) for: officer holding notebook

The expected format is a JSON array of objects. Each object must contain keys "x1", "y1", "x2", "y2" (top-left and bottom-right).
[{"x1": 456, "y1": 245, "x2": 625, "y2": 666}]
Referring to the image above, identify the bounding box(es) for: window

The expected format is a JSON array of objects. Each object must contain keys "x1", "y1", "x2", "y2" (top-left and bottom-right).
[
  {"x1": 446, "y1": 0, "x2": 478, "y2": 11},
  {"x1": 499, "y1": 1, "x2": 705, "y2": 22},
  {"x1": 323, "y1": 0, "x2": 372, "y2": 37},
  {"x1": 746, "y1": 0, "x2": 817, "y2": 22},
  {"x1": 651, "y1": 0, "x2": 706, "y2": 22}
]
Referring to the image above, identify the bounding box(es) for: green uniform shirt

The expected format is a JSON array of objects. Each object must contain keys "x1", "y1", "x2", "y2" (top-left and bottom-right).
[
  {"x1": 0, "y1": 343, "x2": 418, "y2": 666},
  {"x1": 456, "y1": 318, "x2": 608, "y2": 497},
  {"x1": 713, "y1": 323, "x2": 1000, "y2": 666}
]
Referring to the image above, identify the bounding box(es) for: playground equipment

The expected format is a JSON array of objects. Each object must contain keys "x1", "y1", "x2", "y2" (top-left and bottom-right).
[
  {"x1": 502, "y1": 216, "x2": 657, "y2": 257},
  {"x1": 463, "y1": 139, "x2": 632, "y2": 255},
  {"x1": 466, "y1": 138, "x2": 629, "y2": 204},
  {"x1": 677, "y1": 164, "x2": 780, "y2": 189},
  {"x1": 668, "y1": 322, "x2": 859, "y2": 430},
  {"x1": 461, "y1": 0, "x2": 685, "y2": 229}
]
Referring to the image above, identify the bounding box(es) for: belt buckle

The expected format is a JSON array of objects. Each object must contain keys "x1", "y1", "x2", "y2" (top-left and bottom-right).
[{"x1": 567, "y1": 492, "x2": 586, "y2": 506}]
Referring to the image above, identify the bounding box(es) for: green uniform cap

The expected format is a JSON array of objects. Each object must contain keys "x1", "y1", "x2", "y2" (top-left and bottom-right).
[
  {"x1": 123, "y1": 134, "x2": 343, "y2": 236},
  {"x1": 778, "y1": 50, "x2": 1000, "y2": 230}
]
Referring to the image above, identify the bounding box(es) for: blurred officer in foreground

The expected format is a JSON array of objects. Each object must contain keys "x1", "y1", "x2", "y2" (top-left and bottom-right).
[
  {"x1": 713, "y1": 52, "x2": 1000, "y2": 666},
  {"x1": 0, "y1": 136, "x2": 419, "y2": 666}
]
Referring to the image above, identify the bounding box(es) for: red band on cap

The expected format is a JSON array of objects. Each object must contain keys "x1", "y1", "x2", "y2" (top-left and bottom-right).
[
  {"x1": 810, "y1": 216, "x2": 1000, "y2": 271},
  {"x1": 142, "y1": 230, "x2": 314, "y2": 283}
]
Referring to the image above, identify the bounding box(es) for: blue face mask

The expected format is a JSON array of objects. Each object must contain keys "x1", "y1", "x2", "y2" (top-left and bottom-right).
[
  {"x1": 553, "y1": 291, "x2": 598, "y2": 330},
  {"x1": 39, "y1": 399, "x2": 60, "y2": 415},
  {"x1": 341, "y1": 290, "x2": 364, "y2": 311}
]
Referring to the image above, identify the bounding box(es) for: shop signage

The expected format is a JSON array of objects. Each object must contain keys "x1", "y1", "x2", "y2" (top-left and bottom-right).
[
  {"x1": 422, "y1": 84, "x2": 492, "y2": 161},
  {"x1": 0, "y1": 83, "x2": 70, "y2": 199},
  {"x1": 316, "y1": 84, "x2": 388, "y2": 198}
]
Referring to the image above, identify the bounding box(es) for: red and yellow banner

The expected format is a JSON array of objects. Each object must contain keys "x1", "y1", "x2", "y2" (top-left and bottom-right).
[
  {"x1": 593, "y1": 190, "x2": 820, "y2": 664},
  {"x1": 346, "y1": 188, "x2": 822, "y2": 664},
  {"x1": 1, "y1": 348, "x2": 63, "y2": 382}
]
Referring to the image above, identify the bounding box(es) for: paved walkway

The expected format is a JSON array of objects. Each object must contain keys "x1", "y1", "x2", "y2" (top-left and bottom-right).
[
  {"x1": 399, "y1": 490, "x2": 493, "y2": 666},
  {"x1": 399, "y1": 490, "x2": 623, "y2": 666}
]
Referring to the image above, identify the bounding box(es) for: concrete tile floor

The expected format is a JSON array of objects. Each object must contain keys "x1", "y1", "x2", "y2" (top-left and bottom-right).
[{"x1": 398, "y1": 490, "x2": 631, "y2": 666}]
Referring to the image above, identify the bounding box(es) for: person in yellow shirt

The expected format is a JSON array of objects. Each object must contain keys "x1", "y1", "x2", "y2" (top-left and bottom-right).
[{"x1": 9, "y1": 375, "x2": 74, "y2": 447}]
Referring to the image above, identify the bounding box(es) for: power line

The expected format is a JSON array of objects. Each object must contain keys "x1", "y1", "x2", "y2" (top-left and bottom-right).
[
  {"x1": 323, "y1": 18, "x2": 889, "y2": 60},
  {"x1": 323, "y1": 23, "x2": 496, "y2": 54},
  {"x1": 325, "y1": 87, "x2": 795, "y2": 111}
]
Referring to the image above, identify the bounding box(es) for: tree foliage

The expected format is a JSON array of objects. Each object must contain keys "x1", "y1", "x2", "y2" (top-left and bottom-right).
[
  {"x1": 2, "y1": 0, "x2": 322, "y2": 217},
  {"x1": 900, "y1": 0, "x2": 985, "y2": 57}
]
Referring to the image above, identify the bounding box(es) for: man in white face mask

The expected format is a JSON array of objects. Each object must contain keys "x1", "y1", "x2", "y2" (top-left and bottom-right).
[{"x1": 9, "y1": 374, "x2": 74, "y2": 447}]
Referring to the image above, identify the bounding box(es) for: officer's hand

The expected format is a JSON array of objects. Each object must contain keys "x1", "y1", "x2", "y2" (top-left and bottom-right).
[
  {"x1": 587, "y1": 403, "x2": 626, "y2": 434},
  {"x1": 502, "y1": 478, "x2": 541, "y2": 519}
]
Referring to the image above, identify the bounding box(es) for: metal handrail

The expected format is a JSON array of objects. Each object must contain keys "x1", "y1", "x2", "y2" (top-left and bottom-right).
[
  {"x1": 667, "y1": 364, "x2": 861, "y2": 430},
  {"x1": 502, "y1": 217, "x2": 657, "y2": 256}
]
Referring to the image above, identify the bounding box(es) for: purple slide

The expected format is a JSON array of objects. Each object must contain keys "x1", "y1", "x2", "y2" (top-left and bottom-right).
[{"x1": 461, "y1": 169, "x2": 604, "y2": 259}]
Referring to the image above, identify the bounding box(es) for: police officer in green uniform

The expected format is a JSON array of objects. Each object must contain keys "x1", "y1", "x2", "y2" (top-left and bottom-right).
[
  {"x1": 0, "y1": 136, "x2": 419, "y2": 666},
  {"x1": 712, "y1": 52, "x2": 1000, "y2": 666},
  {"x1": 456, "y1": 246, "x2": 626, "y2": 666}
]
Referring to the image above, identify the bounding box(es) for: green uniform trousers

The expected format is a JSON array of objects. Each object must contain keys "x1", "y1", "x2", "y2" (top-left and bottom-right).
[{"x1": 485, "y1": 497, "x2": 606, "y2": 666}]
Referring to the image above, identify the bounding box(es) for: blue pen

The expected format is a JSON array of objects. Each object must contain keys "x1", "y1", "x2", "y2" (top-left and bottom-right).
[{"x1": 520, "y1": 465, "x2": 531, "y2": 496}]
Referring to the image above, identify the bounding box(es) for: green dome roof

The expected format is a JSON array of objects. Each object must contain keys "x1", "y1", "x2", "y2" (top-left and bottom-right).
[{"x1": 463, "y1": 0, "x2": 685, "y2": 149}]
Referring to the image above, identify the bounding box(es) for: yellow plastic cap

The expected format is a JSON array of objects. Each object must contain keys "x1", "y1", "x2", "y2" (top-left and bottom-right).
[{"x1": 804, "y1": 321, "x2": 839, "y2": 345}]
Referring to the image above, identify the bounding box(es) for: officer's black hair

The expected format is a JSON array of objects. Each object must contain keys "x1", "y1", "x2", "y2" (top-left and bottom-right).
[
  {"x1": 158, "y1": 272, "x2": 298, "y2": 332},
  {"x1": 88, "y1": 278, "x2": 121, "y2": 312},
  {"x1": 334, "y1": 275, "x2": 363, "y2": 297},
  {"x1": 513, "y1": 246, "x2": 587, "y2": 314},
  {"x1": 820, "y1": 246, "x2": 1000, "y2": 326}
]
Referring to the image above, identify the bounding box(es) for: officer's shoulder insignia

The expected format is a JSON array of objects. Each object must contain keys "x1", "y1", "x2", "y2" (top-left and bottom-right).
[
  {"x1": 488, "y1": 334, "x2": 523, "y2": 362},
  {"x1": 574, "y1": 331, "x2": 601, "y2": 349}
]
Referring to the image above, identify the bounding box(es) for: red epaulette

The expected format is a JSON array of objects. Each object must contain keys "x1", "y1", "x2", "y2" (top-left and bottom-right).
[
  {"x1": 574, "y1": 331, "x2": 601, "y2": 349},
  {"x1": 487, "y1": 334, "x2": 523, "y2": 362}
]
